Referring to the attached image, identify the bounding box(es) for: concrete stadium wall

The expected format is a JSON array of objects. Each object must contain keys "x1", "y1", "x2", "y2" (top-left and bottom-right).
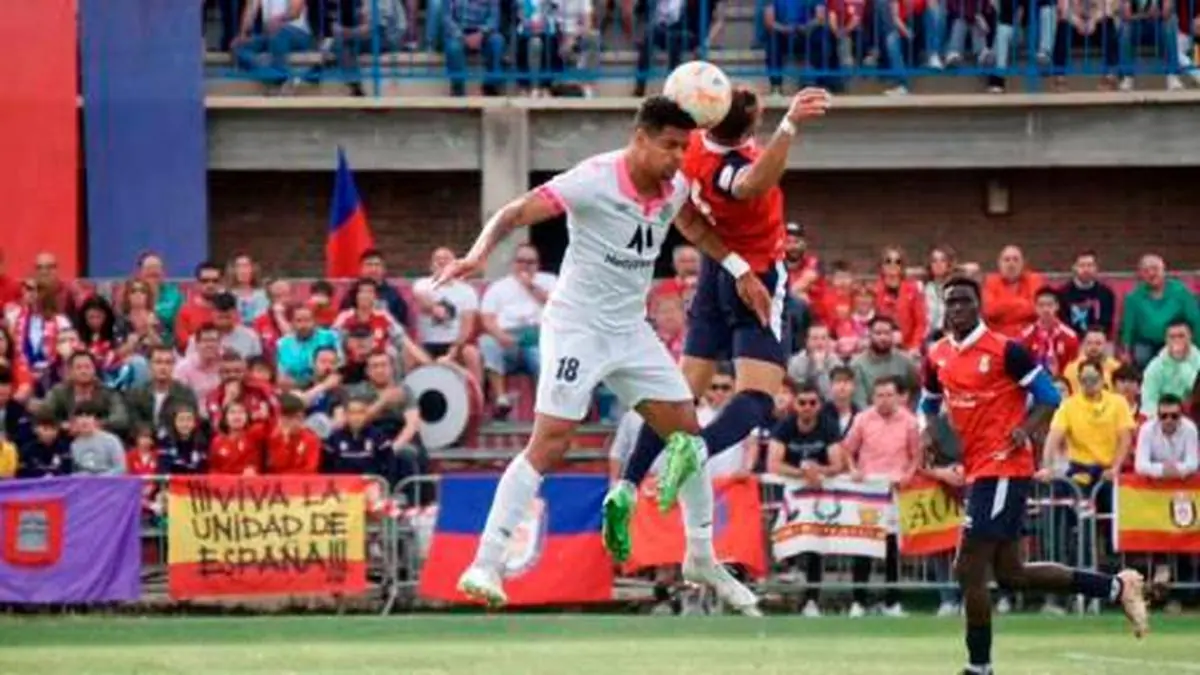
[{"x1": 210, "y1": 167, "x2": 1200, "y2": 277}]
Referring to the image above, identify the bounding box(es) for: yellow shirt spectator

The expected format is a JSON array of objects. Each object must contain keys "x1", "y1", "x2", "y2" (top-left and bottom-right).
[
  {"x1": 1062, "y1": 355, "x2": 1121, "y2": 394},
  {"x1": 1049, "y1": 390, "x2": 1136, "y2": 467},
  {"x1": 0, "y1": 441, "x2": 17, "y2": 478}
]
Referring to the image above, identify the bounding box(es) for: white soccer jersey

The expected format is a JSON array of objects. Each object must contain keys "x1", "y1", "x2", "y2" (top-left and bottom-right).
[{"x1": 535, "y1": 150, "x2": 690, "y2": 333}]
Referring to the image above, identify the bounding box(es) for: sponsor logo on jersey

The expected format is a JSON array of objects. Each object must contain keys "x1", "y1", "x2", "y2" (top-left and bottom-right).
[{"x1": 603, "y1": 253, "x2": 656, "y2": 270}]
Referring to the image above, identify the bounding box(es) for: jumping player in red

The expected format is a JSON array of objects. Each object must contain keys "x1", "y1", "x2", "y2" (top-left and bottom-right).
[
  {"x1": 921, "y1": 276, "x2": 1148, "y2": 675},
  {"x1": 602, "y1": 87, "x2": 832, "y2": 577}
]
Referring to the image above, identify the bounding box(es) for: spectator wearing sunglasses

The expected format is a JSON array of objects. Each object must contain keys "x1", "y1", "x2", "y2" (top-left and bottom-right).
[
  {"x1": 767, "y1": 380, "x2": 844, "y2": 617},
  {"x1": 1135, "y1": 394, "x2": 1199, "y2": 479},
  {"x1": 873, "y1": 247, "x2": 927, "y2": 354},
  {"x1": 175, "y1": 262, "x2": 226, "y2": 352}
]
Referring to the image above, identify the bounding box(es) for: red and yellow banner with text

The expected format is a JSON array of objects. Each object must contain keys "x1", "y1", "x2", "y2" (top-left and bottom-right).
[
  {"x1": 895, "y1": 476, "x2": 964, "y2": 556},
  {"x1": 167, "y1": 475, "x2": 367, "y2": 599},
  {"x1": 1115, "y1": 474, "x2": 1200, "y2": 552},
  {"x1": 625, "y1": 477, "x2": 766, "y2": 579}
]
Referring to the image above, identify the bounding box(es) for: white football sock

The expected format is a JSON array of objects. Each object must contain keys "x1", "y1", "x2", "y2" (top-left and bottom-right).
[
  {"x1": 678, "y1": 468, "x2": 716, "y2": 564},
  {"x1": 474, "y1": 453, "x2": 543, "y2": 570}
]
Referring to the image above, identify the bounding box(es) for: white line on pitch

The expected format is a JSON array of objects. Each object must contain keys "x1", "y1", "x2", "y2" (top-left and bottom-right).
[{"x1": 1062, "y1": 652, "x2": 1200, "y2": 671}]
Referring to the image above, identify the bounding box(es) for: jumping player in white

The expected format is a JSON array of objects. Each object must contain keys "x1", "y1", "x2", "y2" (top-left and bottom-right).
[{"x1": 435, "y1": 96, "x2": 773, "y2": 612}]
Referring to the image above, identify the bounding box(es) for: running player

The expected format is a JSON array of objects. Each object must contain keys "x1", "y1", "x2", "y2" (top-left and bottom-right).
[
  {"x1": 601, "y1": 87, "x2": 831, "y2": 564},
  {"x1": 439, "y1": 96, "x2": 773, "y2": 610},
  {"x1": 922, "y1": 276, "x2": 1148, "y2": 675}
]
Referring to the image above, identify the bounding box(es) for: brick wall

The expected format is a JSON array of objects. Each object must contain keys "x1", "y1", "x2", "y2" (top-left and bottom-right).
[{"x1": 211, "y1": 167, "x2": 1200, "y2": 277}]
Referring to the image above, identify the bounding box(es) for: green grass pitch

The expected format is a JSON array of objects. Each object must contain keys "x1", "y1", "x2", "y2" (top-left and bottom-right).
[{"x1": 1, "y1": 614, "x2": 1197, "y2": 675}]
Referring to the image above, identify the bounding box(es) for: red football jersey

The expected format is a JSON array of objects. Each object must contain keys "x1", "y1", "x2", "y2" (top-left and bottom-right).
[
  {"x1": 205, "y1": 380, "x2": 279, "y2": 433},
  {"x1": 1018, "y1": 320, "x2": 1079, "y2": 378},
  {"x1": 265, "y1": 426, "x2": 323, "y2": 475},
  {"x1": 333, "y1": 309, "x2": 404, "y2": 353},
  {"x1": 126, "y1": 448, "x2": 160, "y2": 476},
  {"x1": 925, "y1": 326, "x2": 1041, "y2": 482},
  {"x1": 682, "y1": 131, "x2": 785, "y2": 273},
  {"x1": 208, "y1": 428, "x2": 266, "y2": 475}
]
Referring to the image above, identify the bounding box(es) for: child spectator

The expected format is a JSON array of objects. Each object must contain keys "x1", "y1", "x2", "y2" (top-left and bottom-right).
[
  {"x1": 160, "y1": 407, "x2": 210, "y2": 474},
  {"x1": 17, "y1": 411, "x2": 72, "y2": 477},
  {"x1": 126, "y1": 424, "x2": 163, "y2": 477},
  {"x1": 208, "y1": 400, "x2": 265, "y2": 476},
  {"x1": 1019, "y1": 287, "x2": 1080, "y2": 378},
  {"x1": 266, "y1": 394, "x2": 322, "y2": 475},
  {"x1": 322, "y1": 397, "x2": 394, "y2": 478},
  {"x1": 70, "y1": 401, "x2": 128, "y2": 476},
  {"x1": 308, "y1": 280, "x2": 340, "y2": 328}
]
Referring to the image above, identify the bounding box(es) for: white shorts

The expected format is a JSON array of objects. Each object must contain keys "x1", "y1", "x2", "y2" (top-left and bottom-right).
[{"x1": 534, "y1": 321, "x2": 692, "y2": 421}]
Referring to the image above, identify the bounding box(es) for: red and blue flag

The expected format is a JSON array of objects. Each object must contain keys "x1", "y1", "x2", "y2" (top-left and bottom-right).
[
  {"x1": 326, "y1": 147, "x2": 374, "y2": 279},
  {"x1": 418, "y1": 474, "x2": 614, "y2": 606}
]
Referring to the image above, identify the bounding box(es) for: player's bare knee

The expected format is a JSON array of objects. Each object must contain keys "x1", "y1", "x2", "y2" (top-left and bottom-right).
[{"x1": 732, "y1": 357, "x2": 784, "y2": 394}]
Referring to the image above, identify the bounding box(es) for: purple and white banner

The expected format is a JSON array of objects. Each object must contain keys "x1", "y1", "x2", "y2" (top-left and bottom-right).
[{"x1": 0, "y1": 477, "x2": 141, "y2": 603}]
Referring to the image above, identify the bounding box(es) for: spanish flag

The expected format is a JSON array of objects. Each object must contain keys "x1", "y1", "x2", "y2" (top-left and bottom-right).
[
  {"x1": 326, "y1": 147, "x2": 375, "y2": 279},
  {"x1": 1114, "y1": 474, "x2": 1200, "y2": 553},
  {"x1": 895, "y1": 476, "x2": 964, "y2": 556},
  {"x1": 166, "y1": 475, "x2": 367, "y2": 599}
]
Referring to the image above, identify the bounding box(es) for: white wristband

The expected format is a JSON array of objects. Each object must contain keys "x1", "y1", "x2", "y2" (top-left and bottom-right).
[
  {"x1": 721, "y1": 253, "x2": 751, "y2": 278},
  {"x1": 778, "y1": 118, "x2": 797, "y2": 136}
]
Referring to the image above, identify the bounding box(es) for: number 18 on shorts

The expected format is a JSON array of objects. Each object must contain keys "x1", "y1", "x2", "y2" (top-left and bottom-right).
[{"x1": 535, "y1": 323, "x2": 694, "y2": 421}]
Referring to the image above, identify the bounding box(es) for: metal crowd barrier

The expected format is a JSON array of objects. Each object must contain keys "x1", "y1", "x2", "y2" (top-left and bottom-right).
[
  {"x1": 137, "y1": 474, "x2": 398, "y2": 612},
  {"x1": 201, "y1": 0, "x2": 1200, "y2": 93},
  {"x1": 1089, "y1": 477, "x2": 1200, "y2": 607},
  {"x1": 386, "y1": 473, "x2": 1120, "y2": 611}
]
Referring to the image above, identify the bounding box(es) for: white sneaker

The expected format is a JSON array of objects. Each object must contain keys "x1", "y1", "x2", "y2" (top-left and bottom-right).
[
  {"x1": 928, "y1": 54, "x2": 945, "y2": 69},
  {"x1": 1167, "y1": 74, "x2": 1185, "y2": 90},
  {"x1": 883, "y1": 85, "x2": 910, "y2": 96},
  {"x1": 936, "y1": 601, "x2": 960, "y2": 617},
  {"x1": 995, "y1": 597, "x2": 1012, "y2": 614},
  {"x1": 682, "y1": 559, "x2": 761, "y2": 617},
  {"x1": 945, "y1": 51, "x2": 962, "y2": 66},
  {"x1": 1119, "y1": 76, "x2": 1135, "y2": 91},
  {"x1": 882, "y1": 603, "x2": 908, "y2": 618},
  {"x1": 801, "y1": 599, "x2": 822, "y2": 618},
  {"x1": 848, "y1": 602, "x2": 867, "y2": 618},
  {"x1": 1041, "y1": 600, "x2": 1067, "y2": 616},
  {"x1": 457, "y1": 565, "x2": 507, "y2": 607}
]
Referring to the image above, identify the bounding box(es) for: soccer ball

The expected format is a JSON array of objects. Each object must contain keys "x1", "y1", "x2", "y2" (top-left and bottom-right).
[{"x1": 662, "y1": 60, "x2": 733, "y2": 129}]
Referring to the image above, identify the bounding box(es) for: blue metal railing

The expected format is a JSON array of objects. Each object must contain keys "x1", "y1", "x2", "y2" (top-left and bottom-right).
[{"x1": 201, "y1": 0, "x2": 1200, "y2": 93}]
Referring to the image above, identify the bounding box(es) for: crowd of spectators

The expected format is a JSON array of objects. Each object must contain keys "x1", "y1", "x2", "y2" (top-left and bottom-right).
[
  {"x1": 1, "y1": 225, "x2": 1198, "y2": 613},
  {"x1": 205, "y1": 0, "x2": 1200, "y2": 96}
]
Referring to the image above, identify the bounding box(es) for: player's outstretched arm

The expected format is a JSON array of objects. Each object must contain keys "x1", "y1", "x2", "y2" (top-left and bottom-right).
[
  {"x1": 728, "y1": 89, "x2": 831, "y2": 201},
  {"x1": 434, "y1": 190, "x2": 560, "y2": 286},
  {"x1": 674, "y1": 202, "x2": 772, "y2": 326}
]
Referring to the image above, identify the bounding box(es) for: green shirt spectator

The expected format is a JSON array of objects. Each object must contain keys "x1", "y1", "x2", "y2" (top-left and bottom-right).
[
  {"x1": 1120, "y1": 254, "x2": 1200, "y2": 368},
  {"x1": 1141, "y1": 322, "x2": 1200, "y2": 412}
]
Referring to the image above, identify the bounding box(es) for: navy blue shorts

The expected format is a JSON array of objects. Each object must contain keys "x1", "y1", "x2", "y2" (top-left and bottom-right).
[
  {"x1": 962, "y1": 477, "x2": 1032, "y2": 542},
  {"x1": 683, "y1": 256, "x2": 789, "y2": 366}
]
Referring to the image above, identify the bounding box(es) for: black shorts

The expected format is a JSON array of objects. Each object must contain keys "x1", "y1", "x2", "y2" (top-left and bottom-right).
[
  {"x1": 962, "y1": 477, "x2": 1032, "y2": 542},
  {"x1": 424, "y1": 343, "x2": 453, "y2": 359},
  {"x1": 683, "y1": 256, "x2": 789, "y2": 366}
]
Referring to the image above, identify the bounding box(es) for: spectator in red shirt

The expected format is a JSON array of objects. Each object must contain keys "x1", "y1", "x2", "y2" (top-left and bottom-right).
[
  {"x1": 1019, "y1": 287, "x2": 1080, "y2": 378},
  {"x1": 265, "y1": 393, "x2": 322, "y2": 475},
  {"x1": 879, "y1": 0, "x2": 945, "y2": 95},
  {"x1": 828, "y1": 0, "x2": 866, "y2": 68},
  {"x1": 308, "y1": 280, "x2": 340, "y2": 328},
  {"x1": 816, "y1": 259, "x2": 854, "y2": 325},
  {"x1": 251, "y1": 279, "x2": 295, "y2": 359},
  {"x1": 785, "y1": 223, "x2": 821, "y2": 303},
  {"x1": 204, "y1": 351, "x2": 279, "y2": 433},
  {"x1": 31, "y1": 252, "x2": 83, "y2": 318},
  {"x1": 874, "y1": 247, "x2": 927, "y2": 353},
  {"x1": 982, "y1": 245, "x2": 1044, "y2": 337},
  {"x1": 175, "y1": 262, "x2": 224, "y2": 351},
  {"x1": 334, "y1": 279, "x2": 426, "y2": 366},
  {"x1": 126, "y1": 424, "x2": 162, "y2": 477},
  {"x1": 651, "y1": 245, "x2": 701, "y2": 310},
  {"x1": 652, "y1": 294, "x2": 687, "y2": 362},
  {"x1": 208, "y1": 400, "x2": 266, "y2": 476}
]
